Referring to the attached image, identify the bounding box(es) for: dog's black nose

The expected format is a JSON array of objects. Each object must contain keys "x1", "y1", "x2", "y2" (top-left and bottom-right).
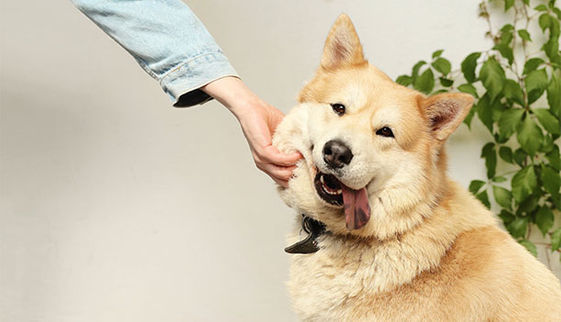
[{"x1": 323, "y1": 140, "x2": 353, "y2": 169}]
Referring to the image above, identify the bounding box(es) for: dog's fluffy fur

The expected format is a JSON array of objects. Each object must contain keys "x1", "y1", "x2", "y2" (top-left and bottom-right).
[{"x1": 273, "y1": 14, "x2": 561, "y2": 321}]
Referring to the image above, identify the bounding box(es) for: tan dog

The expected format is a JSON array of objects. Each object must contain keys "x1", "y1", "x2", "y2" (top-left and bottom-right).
[{"x1": 273, "y1": 14, "x2": 561, "y2": 321}]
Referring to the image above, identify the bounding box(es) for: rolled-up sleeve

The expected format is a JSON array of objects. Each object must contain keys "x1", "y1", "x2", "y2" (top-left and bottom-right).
[{"x1": 72, "y1": 0, "x2": 238, "y2": 107}]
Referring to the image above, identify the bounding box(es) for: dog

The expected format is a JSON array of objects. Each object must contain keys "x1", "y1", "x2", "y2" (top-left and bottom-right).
[{"x1": 272, "y1": 14, "x2": 561, "y2": 321}]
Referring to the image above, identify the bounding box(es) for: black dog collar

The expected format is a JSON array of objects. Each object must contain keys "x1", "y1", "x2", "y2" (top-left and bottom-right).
[{"x1": 284, "y1": 214, "x2": 327, "y2": 254}]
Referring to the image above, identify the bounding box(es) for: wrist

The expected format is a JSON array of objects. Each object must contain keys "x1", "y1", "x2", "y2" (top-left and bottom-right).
[{"x1": 201, "y1": 76, "x2": 258, "y2": 118}]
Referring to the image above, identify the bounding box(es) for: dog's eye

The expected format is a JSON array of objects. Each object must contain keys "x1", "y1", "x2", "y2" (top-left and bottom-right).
[
  {"x1": 330, "y1": 103, "x2": 345, "y2": 116},
  {"x1": 376, "y1": 127, "x2": 394, "y2": 138}
]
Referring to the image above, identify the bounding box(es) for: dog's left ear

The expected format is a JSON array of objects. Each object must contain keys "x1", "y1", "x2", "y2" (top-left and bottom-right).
[
  {"x1": 321, "y1": 14, "x2": 366, "y2": 69},
  {"x1": 419, "y1": 93, "x2": 474, "y2": 141}
]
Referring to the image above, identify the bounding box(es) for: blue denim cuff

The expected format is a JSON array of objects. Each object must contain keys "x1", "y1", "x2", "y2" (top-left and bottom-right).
[{"x1": 160, "y1": 51, "x2": 239, "y2": 107}]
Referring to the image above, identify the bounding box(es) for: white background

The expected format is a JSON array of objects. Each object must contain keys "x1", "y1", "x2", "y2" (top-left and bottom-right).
[{"x1": 1, "y1": 1, "x2": 558, "y2": 321}]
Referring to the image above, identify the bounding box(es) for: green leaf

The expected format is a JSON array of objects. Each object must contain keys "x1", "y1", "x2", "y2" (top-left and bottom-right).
[
  {"x1": 500, "y1": 23, "x2": 514, "y2": 33},
  {"x1": 541, "y1": 165, "x2": 561, "y2": 195},
  {"x1": 458, "y1": 83, "x2": 478, "y2": 98},
  {"x1": 461, "y1": 52, "x2": 481, "y2": 83},
  {"x1": 546, "y1": 145, "x2": 561, "y2": 171},
  {"x1": 498, "y1": 108, "x2": 525, "y2": 139},
  {"x1": 493, "y1": 176, "x2": 507, "y2": 182},
  {"x1": 539, "y1": 13, "x2": 554, "y2": 32},
  {"x1": 543, "y1": 37, "x2": 560, "y2": 61},
  {"x1": 411, "y1": 61, "x2": 427, "y2": 81},
  {"x1": 500, "y1": 32, "x2": 514, "y2": 47},
  {"x1": 476, "y1": 94, "x2": 495, "y2": 133},
  {"x1": 550, "y1": 18, "x2": 560, "y2": 38},
  {"x1": 540, "y1": 135, "x2": 555, "y2": 153},
  {"x1": 517, "y1": 116, "x2": 544, "y2": 156},
  {"x1": 533, "y1": 108, "x2": 561, "y2": 135},
  {"x1": 499, "y1": 146, "x2": 513, "y2": 163},
  {"x1": 463, "y1": 106, "x2": 476, "y2": 128},
  {"x1": 432, "y1": 57, "x2": 451, "y2": 75},
  {"x1": 414, "y1": 68, "x2": 435, "y2": 94},
  {"x1": 518, "y1": 194, "x2": 539, "y2": 213},
  {"x1": 507, "y1": 217, "x2": 528, "y2": 238},
  {"x1": 525, "y1": 68, "x2": 549, "y2": 93},
  {"x1": 518, "y1": 240, "x2": 537, "y2": 257},
  {"x1": 500, "y1": 24, "x2": 514, "y2": 32},
  {"x1": 535, "y1": 4, "x2": 549, "y2": 11},
  {"x1": 432, "y1": 49, "x2": 444, "y2": 59},
  {"x1": 476, "y1": 190, "x2": 491, "y2": 209},
  {"x1": 480, "y1": 57, "x2": 506, "y2": 101},
  {"x1": 396, "y1": 75, "x2": 412, "y2": 86},
  {"x1": 551, "y1": 227, "x2": 561, "y2": 251},
  {"x1": 505, "y1": 0, "x2": 514, "y2": 11},
  {"x1": 494, "y1": 43, "x2": 514, "y2": 65},
  {"x1": 513, "y1": 148, "x2": 527, "y2": 167},
  {"x1": 547, "y1": 71, "x2": 561, "y2": 118},
  {"x1": 481, "y1": 142, "x2": 497, "y2": 179},
  {"x1": 536, "y1": 207, "x2": 554, "y2": 236},
  {"x1": 517, "y1": 29, "x2": 532, "y2": 41},
  {"x1": 469, "y1": 180, "x2": 486, "y2": 195},
  {"x1": 493, "y1": 185, "x2": 513, "y2": 209},
  {"x1": 439, "y1": 77, "x2": 454, "y2": 87},
  {"x1": 525, "y1": 69, "x2": 548, "y2": 104},
  {"x1": 540, "y1": 13, "x2": 560, "y2": 38},
  {"x1": 499, "y1": 209, "x2": 515, "y2": 225},
  {"x1": 511, "y1": 166, "x2": 538, "y2": 202},
  {"x1": 492, "y1": 102, "x2": 507, "y2": 124},
  {"x1": 553, "y1": 7, "x2": 561, "y2": 20},
  {"x1": 494, "y1": 133, "x2": 508, "y2": 144},
  {"x1": 552, "y1": 194, "x2": 561, "y2": 211},
  {"x1": 523, "y1": 58, "x2": 544, "y2": 75},
  {"x1": 502, "y1": 79, "x2": 525, "y2": 105}
]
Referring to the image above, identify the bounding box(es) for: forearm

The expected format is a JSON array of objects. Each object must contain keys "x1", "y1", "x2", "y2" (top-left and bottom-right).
[{"x1": 72, "y1": 0, "x2": 238, "y2": 106}]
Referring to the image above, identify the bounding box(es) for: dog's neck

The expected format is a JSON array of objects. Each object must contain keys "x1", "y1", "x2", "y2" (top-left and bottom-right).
[{"x1": 315, "y1": 180, "x2": 496, "y2": 293}]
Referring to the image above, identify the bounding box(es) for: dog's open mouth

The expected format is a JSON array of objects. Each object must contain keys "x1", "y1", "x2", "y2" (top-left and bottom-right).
[
  {"x1": 314, "y1": 173, "x2": 344, "y2": 206},
  {"x1": 314, "y1": 172, "x2": 371, "y2": 230}
]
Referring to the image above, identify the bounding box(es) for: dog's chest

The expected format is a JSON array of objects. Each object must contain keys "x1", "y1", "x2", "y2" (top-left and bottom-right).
[
  {"x1": 286, "y1": 238, "x2": 396, "y2": 320},
  {"x1": 288, "y1": 252, "x2": 368, "y2": 320},
  {"x1": 285, "y1": 234, "x2": 452, "y2": 321}
]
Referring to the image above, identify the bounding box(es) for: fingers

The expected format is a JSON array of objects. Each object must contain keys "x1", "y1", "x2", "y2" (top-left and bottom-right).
[
  {"x1": 255, "y1": 160, "x2": 296, "y2": 188},
  {"x1": 271, "y1": 177, "x2": 289, "y2": 188},
  {"x1": 258, "y1": 145, "x2": 302, "y2": 167}
]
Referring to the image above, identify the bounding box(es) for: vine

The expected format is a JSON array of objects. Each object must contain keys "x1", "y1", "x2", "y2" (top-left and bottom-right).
[{"x1": 397, "y1": 0, "x2": 561, "y2": 258}]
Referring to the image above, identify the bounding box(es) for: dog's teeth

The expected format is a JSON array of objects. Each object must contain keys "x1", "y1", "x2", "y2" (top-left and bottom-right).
[
  {"x1": 326, "y1": 188, "x2": 340, "y2": 195},
  {"x1": 319, "y1": 173, "x2": 342, "y2": 196}
]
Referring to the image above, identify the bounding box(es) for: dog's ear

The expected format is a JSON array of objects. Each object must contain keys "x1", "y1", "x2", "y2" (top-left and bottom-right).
[
  {"x1": 419, "y1": 93, "x2": 474, "y2": 141},
  {"x1": 321, "y1": 14, "x2": 366, "y2": 69}
]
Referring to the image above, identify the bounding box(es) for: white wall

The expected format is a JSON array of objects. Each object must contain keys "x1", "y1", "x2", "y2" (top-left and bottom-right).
[{"x1": 1, "y1": 1, "x2": 557, "y2": 322}]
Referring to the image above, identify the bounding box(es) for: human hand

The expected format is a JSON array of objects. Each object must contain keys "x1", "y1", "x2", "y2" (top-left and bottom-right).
[{"x1": 202, "y1": 77, "x2": 302, "y2": 187}]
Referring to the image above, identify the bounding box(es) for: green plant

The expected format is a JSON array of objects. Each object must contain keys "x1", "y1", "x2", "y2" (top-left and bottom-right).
[{"x1": 396, "y1": 0, "x2": 561, "y2": 258}]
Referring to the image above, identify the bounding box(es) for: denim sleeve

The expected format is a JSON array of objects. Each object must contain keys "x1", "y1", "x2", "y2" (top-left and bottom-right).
[{"x1": 72, "y1": 0, "x2": 239, "y2": 107}]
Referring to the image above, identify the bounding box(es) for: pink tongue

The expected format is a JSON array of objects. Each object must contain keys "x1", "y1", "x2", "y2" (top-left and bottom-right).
[{"x1": 341, "y1": 185, "x2": 371, "y2": 230}]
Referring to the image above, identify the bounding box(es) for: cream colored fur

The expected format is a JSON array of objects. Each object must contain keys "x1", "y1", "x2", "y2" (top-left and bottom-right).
[{"x1": 272, "y1": 14, "x2": 561, "y2": 321}]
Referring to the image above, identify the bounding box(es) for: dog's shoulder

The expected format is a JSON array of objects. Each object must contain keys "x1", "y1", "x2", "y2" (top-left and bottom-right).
[{"x1": 407, "y1": 225, "x2": 561, "y2": 320}]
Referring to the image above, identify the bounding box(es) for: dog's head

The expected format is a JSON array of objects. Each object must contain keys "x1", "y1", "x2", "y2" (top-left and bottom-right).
[{"x1": 274, "y1": 14, "x2": 473, "y2": 239}]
